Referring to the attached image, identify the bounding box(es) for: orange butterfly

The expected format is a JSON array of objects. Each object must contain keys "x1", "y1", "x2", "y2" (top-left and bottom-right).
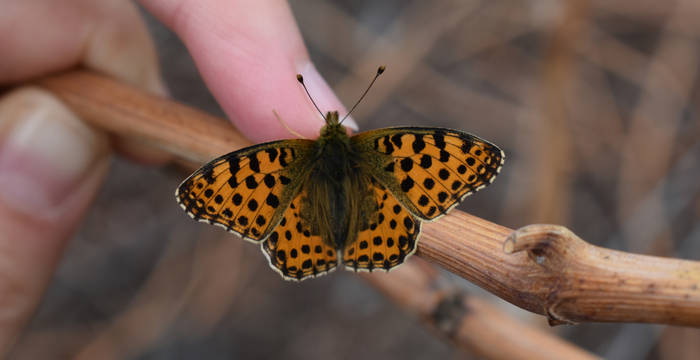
[{"x1": 176, "y1": 67, "x2": 504, "y2": 281}]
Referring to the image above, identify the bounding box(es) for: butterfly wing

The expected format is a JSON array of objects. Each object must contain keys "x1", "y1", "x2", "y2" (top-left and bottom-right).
[
  {"x1": 261, "y1": 189, "x2": 339, "y2": 281},
  {"x1": 343, "y1": 179, "x2": 420, "y2": 271},
  {"x1": 352, "y1": 127, "x2": 504, "y2": 220},
  {"x1": 176, "y1": 139, "x2": 314, "y2": 242}
]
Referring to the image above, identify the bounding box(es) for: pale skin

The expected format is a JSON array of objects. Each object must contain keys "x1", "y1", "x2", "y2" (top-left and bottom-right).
[{"x1": 0, "y1": 0, "x2": 351, "y2": 354}]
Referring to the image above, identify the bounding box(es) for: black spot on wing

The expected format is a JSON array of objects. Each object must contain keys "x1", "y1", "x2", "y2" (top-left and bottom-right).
[
  {"x1": 263, "y1": 174, "x2": 275, "y2": 188},
  {"x1": 248, "y1": 155, "x2": 260, "y2": 172},
  {"x1": 439, "y1": 150, "x2": 450, "y2": 162},
  {"x1": 382, "y1": 136, "x2": 395, "y2": 154},
  {"x1": 400, "y1": 177, "x2": 415, "y2": 192},
  {"x1": 202, "y1": 165, "x2": 215, "y2": 184},
  {"x1": 245, "y1": 175, "x2": 258, "y2": 189},
  {"x1": 391, "y1": 133, "x2": 403, "y2": 148},
  {"x1": 418, "y1": 195, "x2": 429, "y2": 206},
  {"x1": 433, "y1": 132, "x2": 446, "y2": 149},
  {"x1": 279, "y1": 148, "x2": 288, "y2": 167},
  {"x1": 247, "y1": 199, "x2": 258, "y2": 211},
  {"x1": 419, "y1": 155, "x2": 432, "y2": 169},
  {"x1": 265, "y1": 148, "x2": 278, "y2": 162},
  {"x1": 228, "y1": 157, "x2": 241, "y2": 175},
  {"x1": 266, "y1": 193, "x2": 280, "y2": 208},
  {"x1": 412, "y1": 135, "x2": 426, "y2": 153},
  {"x1": 384, "y1": 162, "x2": 395, "y2": 173},
  {"x1": 400, "y1": 158, "x2": 413, "y2": 171}
]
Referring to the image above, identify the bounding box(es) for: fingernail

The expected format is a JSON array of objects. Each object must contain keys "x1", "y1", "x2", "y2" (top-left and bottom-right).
[
  {"x1": 342, "y1": 115, "x2": 360, "y2": 132},
  {"x1": 295, "y1": 62, "x2": 360, "y2": 131},
  {"x1": 144, "y1": 71, "x2": 170, "y2": 97},
  {"x1": 0, "y1": 88, "x2": 108, "y2": 218}
]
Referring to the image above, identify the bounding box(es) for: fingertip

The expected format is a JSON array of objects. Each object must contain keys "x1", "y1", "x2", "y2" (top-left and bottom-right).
[{"x1": 0, "y1": 87, "x2": 110, "y2": 219}]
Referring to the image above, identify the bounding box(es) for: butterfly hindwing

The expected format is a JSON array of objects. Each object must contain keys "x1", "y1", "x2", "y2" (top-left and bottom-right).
[
  {"x1": 176, "y1": 139, "x2": 314, "y2": 242},
  {"x1": 343, "y1": 179, "x2": 420, "y2": 271},
  {"x1": 262, "y1": 190, "x2": 338, "y2": 281},
  {"x1": 352, "y1": 127, "x2": 504, "y2": 220}
]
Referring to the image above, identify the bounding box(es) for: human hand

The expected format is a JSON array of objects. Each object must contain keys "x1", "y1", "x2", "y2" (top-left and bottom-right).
[
  {"x1": 0, "y1": 0, "x2": 165, "y2": 353},
  {"x1": 0, "y1": 0, "x2": 346, "y2": 354}
]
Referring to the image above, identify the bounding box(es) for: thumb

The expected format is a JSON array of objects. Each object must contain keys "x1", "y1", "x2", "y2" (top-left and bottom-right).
[
  {"x1": 139, "y1": 0, "x2": 358, "y2": 142},
  {"x1": 0, "y1": 88, "x2": 110, "y2": 352}
]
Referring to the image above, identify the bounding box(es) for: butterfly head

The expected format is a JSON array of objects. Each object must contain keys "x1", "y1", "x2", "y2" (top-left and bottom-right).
[
  {"x1": 300, "y1": 66, "x2": 386, "y2": 141},
  {"x1": 320, "y1": 111, "x2": 346, "y2": 138}
]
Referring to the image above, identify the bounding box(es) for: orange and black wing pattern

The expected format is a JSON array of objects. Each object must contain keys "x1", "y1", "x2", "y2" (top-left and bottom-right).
[
  {"x1": 176, "y1": 140, "x2": 313, "y2": 242},
  {"x1": 261, "y1": 190, "x2": 338, "y2": 281},
  {"x1": 343, "y1": 179, "x2": 420, "y2": 271},
  {"x1": 353, "y1": 127, "x2": 504, "y2": 220}
]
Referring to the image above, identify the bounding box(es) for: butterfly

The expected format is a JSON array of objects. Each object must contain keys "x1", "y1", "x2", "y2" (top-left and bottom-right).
[{"x1": 176, "y1": 67, "x2": 504, "y2": 281}]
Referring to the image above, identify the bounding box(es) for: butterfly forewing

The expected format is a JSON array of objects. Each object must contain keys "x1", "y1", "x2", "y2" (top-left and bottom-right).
[
  {"x1": 343, "y1": 179, "x2": 420, "y2": 271},
  {"x1": 354, "y1": 127, "x2": 504, "y2": 220},
  {"x1": 176, "y1": 140, "x2": 314, "y2": 241},
  {"x1": 262, "y1": 190, "x2": 338, "y2": 281}
]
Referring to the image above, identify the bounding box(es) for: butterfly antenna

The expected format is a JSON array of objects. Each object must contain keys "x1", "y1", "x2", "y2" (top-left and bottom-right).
[
  {"x1": 297, "y1": 74, "x2": 325, "y2": 119},
  {"x1": 340, "y1": 65, "x2": 385, "y2": 124}
]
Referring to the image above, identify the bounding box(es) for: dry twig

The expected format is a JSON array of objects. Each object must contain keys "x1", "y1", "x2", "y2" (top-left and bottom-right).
[{"x1": 34, "y1": 71, "x2": 700, "y2": 329}]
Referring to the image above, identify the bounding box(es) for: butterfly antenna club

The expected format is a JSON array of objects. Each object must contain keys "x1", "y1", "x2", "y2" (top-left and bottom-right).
[{"x1": 296, "y1": 74, "x2": 326, "y2": 119}]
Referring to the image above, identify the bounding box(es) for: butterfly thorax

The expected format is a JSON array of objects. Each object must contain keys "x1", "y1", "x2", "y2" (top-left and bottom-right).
[{"x1": 314, "y1": 115, "x2": 352, "y2": 181}]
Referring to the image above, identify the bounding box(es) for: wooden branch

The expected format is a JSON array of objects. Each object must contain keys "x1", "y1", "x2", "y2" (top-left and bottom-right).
[
  {"x1": 503, "y1": 225, "x2": 700, "y2": 325},
  {"x1": 34, "y1": 70, "x2": 700, "y2": 328},
  {"x1": 36, "y1": 70, "x2": 247, "y2": 164}
]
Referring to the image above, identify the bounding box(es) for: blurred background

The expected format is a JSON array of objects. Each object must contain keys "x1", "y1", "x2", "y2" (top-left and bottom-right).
[{"x1": 11, "y1": 0, "x2": 700, "y2": 359}]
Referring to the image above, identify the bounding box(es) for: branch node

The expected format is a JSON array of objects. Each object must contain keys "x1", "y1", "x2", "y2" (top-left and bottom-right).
[
  {"x1": 547, "y1": 313, "x2": 575, "y2": 326},
  {"x1": 545, "y1": 298, "x2": 578, "y2": 326},
  {"x1": 504, "y1": 224, "x2": 586, "y2": 269}
]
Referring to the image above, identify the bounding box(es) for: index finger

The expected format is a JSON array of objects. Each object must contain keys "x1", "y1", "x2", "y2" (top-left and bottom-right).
[{"x1": 138, "y1": 0, "x2": 356, "y2": 142}]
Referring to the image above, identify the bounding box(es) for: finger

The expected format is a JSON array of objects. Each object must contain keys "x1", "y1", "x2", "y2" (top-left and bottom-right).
[
  {"x1": 0, "y1": 88, "x2": 110, "y2": 353},
  {"x1": 0, "y1": 0, "x2": 164, "y2": 93},
  {"x1": 137, "y1": 0, "x2": 358, "y2": 142},
  {"x1": 0, "y1": 0, "x2": 170, "y2": 163}
]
